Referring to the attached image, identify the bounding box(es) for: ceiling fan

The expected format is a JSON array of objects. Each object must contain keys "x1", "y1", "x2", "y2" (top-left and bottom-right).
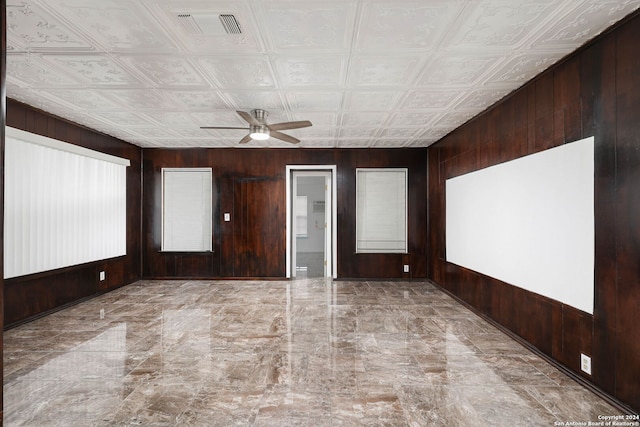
[{"x1": 200, "y1": 109, "x2": 312, "y2": 144}]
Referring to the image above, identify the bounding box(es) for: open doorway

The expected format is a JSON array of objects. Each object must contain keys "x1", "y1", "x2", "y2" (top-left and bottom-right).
[{"x1": 286, "y1": 166, "x2": 337, "y2": 279}]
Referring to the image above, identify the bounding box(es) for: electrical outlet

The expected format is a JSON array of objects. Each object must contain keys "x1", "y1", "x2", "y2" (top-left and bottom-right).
[
  {"x1": 100, "y1": 309, "x2": 105, "y2": 320},
  {"x1": 99, "y1": 271, "x2": 106, "y2": 281},
  {"x1": 581, "y1": 353, "x2": 592, "y2": 375},
  {"x1": 403, "y1": 264, "x2": 410, "y2": 273}
]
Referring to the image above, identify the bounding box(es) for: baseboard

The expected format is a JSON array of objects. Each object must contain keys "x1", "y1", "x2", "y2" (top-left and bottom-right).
[{"x1": 428, "y1": 280, "x2": 638, "y2": 416}]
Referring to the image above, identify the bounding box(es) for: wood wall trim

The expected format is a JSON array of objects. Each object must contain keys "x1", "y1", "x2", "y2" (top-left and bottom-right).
[
  {"x1": 432, "y1": 280, "x2": 638, "y2": 416},
  {"x1": 142, "y1": 148, "x2": 429, "y2": 279},
  {"x1": 427, "y1": 13, "x2": 640, "y2": 412}
]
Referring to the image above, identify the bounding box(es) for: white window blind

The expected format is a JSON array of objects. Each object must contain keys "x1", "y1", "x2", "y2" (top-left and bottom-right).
[
  {"x1": 161, "y1": 168, "x2": 212, "y2": 252},
  {"x1": 4, "y1": 127, "x2": 130, "y2": 279},
  {"x1": 356, "y1": 168, "x2": 408, "y2": 253}
]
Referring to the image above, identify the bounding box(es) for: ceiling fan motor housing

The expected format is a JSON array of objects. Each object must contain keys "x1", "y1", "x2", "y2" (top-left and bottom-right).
[{"x1": 251, "y1": 109, "x2": 267, "y2": 123}]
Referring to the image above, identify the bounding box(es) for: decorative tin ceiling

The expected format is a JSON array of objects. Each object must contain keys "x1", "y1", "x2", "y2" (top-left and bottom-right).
[{"x1": 6, "y1": 0, "x2": 640, "y2": 148}]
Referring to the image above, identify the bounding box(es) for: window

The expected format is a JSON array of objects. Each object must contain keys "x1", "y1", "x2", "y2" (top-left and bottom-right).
[
  {"x1": 295, "y1": 195, "x2": 308, "y2": 237},
  {"x1": 162, "y1": 168, "x2": 213, "y2": 252},
  {"x1": 356, "y1": 168, "x2": 408, "y2": 253},
  {"x1": 4, "y1": 127, "x2": 129, "y2": 279}
]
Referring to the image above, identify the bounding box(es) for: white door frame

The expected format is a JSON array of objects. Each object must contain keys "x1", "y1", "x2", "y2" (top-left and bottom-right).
[{"x1": 286, "y1": 165, "x2": 337, "y2": 279}]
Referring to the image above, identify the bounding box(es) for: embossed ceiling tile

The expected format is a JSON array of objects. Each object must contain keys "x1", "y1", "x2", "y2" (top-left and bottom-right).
[
  {"x1": 344, "y1": 91, "x2": 400, "y2": 111},
  {"x1": 199, "y1": 56, "x2": 276, "y2": 89},
  {"x1": 299, "y1": 139, "x2": 336, "y2": 148},
  {"x1": 341, "y1": 112, "x2": 389, "y2": 127},
  {"x1": 6, "y1": 1, "x2": 93, "y2": 52},
  {"x1": 445, "y1": 0, "x2": 558, "y2": 49},
  {"x1": 399, "y1": 89, "x2": 464, "y2": 111},
  {"x1": 379, "y1": 128, "x2": 421, "y2": 139},
  {"x1": 118, "y1": 55, "x2": 209, "y2": 88},
  {"x1": 339, "y1": 127, "x2": 379, "y2": 138},
  {"x1": 387, "y1": 111, "x2": 440, "y2": 127},
  {"x1": 201, "y1": 129, "x2": 251, "y2": 141},
  {"x1": 104, "y1": 89, "x2": 177, "y2": 110},
  {"x1": 7, "y1": 54, "x2": 81, "y2": 87},
  {"x1": 107, "y1": 128, "x2": 148, "y2": 142},
  {"x1": 40, "y1": 89, "x2": 124, "y2": 110},
  {"x1": 124, "y1": 127, "x2": 180, "y2": 139},
  {"x1": 418, "y1": 127, "x2": 453, "y2": 140},
  {"x1": 348, "y1": 56, "x2": 423, "y2": 87},
  {"x1": 335, "y1": 139, "x2": 374, "y2": 148},
  {"x1": 224, "y1": 90, "x2": 286, "y2": 111},
  {"x1": 417, "y1": 52, "x2": 506, "y2": 86},
  {"x1": 43, "y1": 54, "x2": 145, "y2": 86},
  {"x1": 454, "y1": 88, "x2": 511, "y2": 110},
  {"x1": 488, "y1": 51, "x2": 563, "y2": 84},
  {"x1": 138, "y1": 112, "x2": 202, "y2": 128},
  {"x1": 72, "y1": 115, "x2": 115, "y2": 130},
  {"x1": 94, "y1": 111, "x2": 156, "y2": 127},
  {"x1": 356, "y1": 1, "x2": 464, "y2": 50},
  {"x1": 55, "y1": 0, "x2": 179, "y2": 52},
  {"x1": 294, "y1": 127, "x2": 337, "y2": 138},
  {"x1": 529, "y1": 0, "x2": 640, "y2": 49},
  {"x1": 259, "y1": 1, "x2": 357, "y2": 51},
  {"x1": 433, "y1": 111, "x2": 479, "y2": 129},
  {"x1": 171, "y1": 91, "x2": 231, "y2": 110},
  {"x1": 285, "y1": 91, "x2": 343, "y2": 111},
  {"x1": 274, "y1": 56, "x2": 346, "y2": 86},
  {"x1": 291, "y1": 112, "x2": 338, "y2": 127},
  {"x1": 262, "y1": 111, "x2": 292, "y2": 125},
  {"x1": 190, "y1": 111, "x2": 247, "y2": 127}
]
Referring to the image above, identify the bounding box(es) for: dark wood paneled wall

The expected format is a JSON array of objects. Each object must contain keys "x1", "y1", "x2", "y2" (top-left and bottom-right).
[
  {"x1": 4, "y1": 100, "x2": 142, "y2": 327},
  {"x1": 142, "y1": 148, "x2": 428, "y2": 279},
  {"x1": 427, "y1": 13, "x2": 640, "y2": 412},
  {"x1": 1, "y1": 0, "x2": 7, "y2": 422}
]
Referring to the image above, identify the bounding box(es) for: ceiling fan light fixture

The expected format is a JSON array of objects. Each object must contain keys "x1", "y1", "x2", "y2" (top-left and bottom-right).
[{"x1": 249, "y1": 125, "x2": 270, "y2": 140}]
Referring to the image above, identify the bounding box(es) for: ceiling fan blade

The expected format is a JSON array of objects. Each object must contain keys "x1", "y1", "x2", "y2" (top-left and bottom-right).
[
  {"x1": 236, "y1": 110, "x2": 261, "y2": 126},
  {"x1": 238, "y1": 134, "x2": 252, "y2": 144},
  {"x1": 268, "y1": 120, "x2": 312, "y2": 131},
  {"x1": 200, "y1": 126, "x2": 247, "y2": 130},
  {"x1": 270, "y1": 130, "x2": 300, "y2": 144}
]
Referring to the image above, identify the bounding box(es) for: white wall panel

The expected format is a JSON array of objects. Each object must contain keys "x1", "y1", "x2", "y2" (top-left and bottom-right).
[{"x1": 446, "y1": 136, "x2": 594, "y2": 314}]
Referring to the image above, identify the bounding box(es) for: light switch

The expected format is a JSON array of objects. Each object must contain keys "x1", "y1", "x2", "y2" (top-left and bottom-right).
[{"x1": 224, "y1": 213, "x2": 231, "y2": 222}]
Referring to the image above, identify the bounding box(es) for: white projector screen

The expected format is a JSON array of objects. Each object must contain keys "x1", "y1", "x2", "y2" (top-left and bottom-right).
[
  {"x1": 446, "y1": 136, "x2": 594, "y2": 314},
  {"x1": 4, "y1": 127, "x2": 130, "y2": 279}
]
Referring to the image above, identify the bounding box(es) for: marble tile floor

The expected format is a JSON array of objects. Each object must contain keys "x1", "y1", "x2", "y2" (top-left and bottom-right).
[{"x1": 3, "y1": 279, "x2": 626, "y2": 426}]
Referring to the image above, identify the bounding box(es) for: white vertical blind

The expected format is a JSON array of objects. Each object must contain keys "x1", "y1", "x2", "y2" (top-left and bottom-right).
[
  {"x1": 4, "y1": 127, "x2": 129, "y2": 279},
  {"x1": 356, "y1": 168, "x2": 408, "y2": 253},
  {"x1": 161, "y1": 168, "x2": 213, "y2": 252}
]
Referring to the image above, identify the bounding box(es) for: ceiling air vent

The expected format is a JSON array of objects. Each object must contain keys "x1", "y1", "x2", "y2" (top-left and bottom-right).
[
  {"x1": 176, "y1": 13, "x2": 242, "y2": 35},
  {"x1": 219, "y1": 14, "x2": 242, "y2": 35}
]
